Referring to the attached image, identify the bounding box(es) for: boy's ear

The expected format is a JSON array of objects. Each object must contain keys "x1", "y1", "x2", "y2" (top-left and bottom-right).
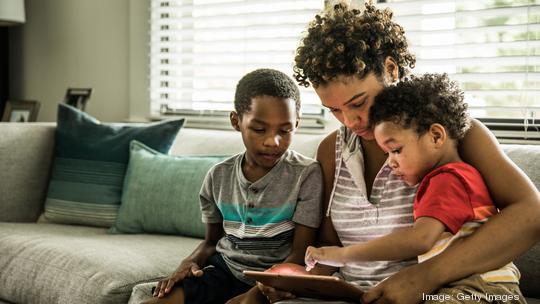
[
  {"x1": 230, "y1": 111, "x2": 241, "y2": 132},
  {"x1": 429, "y1": 123, "x2": 447, "y2": 147}
]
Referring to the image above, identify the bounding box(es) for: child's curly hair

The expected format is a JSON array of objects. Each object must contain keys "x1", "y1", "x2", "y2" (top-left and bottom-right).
[
  {"x1": 369, "y1": 73, "x2": 470, "y2": 140},
  {"x1": 293, "y1": 2, "x2": 416, "y2": 88},
  {"x1": 234, "y1": 69, "x2": 300, "y2": 118}
]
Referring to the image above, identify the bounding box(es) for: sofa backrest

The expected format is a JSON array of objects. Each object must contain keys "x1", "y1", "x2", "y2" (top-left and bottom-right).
[
  {"x1": 0, "y1": 123, "x2": 538, "y2": 296},
  {"x1": 169, "y1": 127, "x2": 326, "y2": 158},
  {"x1": 501, "y1": 144, "x2": 540, "y2": 298},
  {"x1": 0, "y1": 123, "x2": 56, "y2": 222},
  {"x1": 0, "y1": 124, "x2": 326, "y2": 223}
]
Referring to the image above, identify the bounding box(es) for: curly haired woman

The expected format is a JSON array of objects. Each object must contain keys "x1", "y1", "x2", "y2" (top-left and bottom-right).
[
  {"x1": 259, "y1": 2, "x2": 540, "y2": 304},
  {"x1": 304, "y1": 73, "x2": 525, "y2": 303}
]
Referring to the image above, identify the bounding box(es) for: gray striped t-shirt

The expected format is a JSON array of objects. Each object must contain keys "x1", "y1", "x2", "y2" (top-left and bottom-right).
[{"x1": 200, "y1": 149, "x2": 323, "y2": 285}]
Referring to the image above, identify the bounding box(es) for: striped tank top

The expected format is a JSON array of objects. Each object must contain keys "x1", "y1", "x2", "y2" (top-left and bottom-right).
[{"x1": 328, "y1": 126, "x2": 418, "y2": 290}]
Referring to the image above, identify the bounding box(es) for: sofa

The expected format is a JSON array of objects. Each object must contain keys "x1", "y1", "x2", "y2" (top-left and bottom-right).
[{"x1": 0, "y1": 122, "x2": 539, "y2": 304}]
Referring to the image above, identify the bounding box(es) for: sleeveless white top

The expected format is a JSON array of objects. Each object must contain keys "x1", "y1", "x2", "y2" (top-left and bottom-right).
[{"x1": 328, "y1": 126, "x2": 418, "y2": 290}]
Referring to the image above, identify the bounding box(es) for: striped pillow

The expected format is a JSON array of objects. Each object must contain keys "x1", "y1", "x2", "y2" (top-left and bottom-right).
[{"x1": 43, "y1": 104, "x2": 184, "y2": 227}]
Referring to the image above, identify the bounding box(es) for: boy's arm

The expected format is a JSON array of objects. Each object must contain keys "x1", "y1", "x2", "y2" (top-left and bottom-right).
[
  {"x1": 154, "y1": 223, "x2": 223, "y2": 297},
  {"x1": 283, "y1": 223, "x2": 317, "y2": 264},
  {"x1": 155, "y1": 168, "x2": 225, "y2": 298},
  {"x1": 182, "y1": 222, "x2": 224, "y2": 266},
  {"x1": 306, "y1": 217, "x2": 445, "y2": 268},
  {"x1": 252, "y1": 225, "x2": 317, "y2": 303}
]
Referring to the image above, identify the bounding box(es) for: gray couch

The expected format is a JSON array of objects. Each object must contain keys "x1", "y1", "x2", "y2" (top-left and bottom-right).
[{"x1": 0, "y1": 123, "x2": 539, "y2": 304}]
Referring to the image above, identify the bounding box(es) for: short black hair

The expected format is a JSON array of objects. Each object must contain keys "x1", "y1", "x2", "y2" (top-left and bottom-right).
[
  {"x1": 294, "y1": 2, "x2": 415, "y2": 88},
  {"x1": 234, "y1": 69, "x2": 301, "y2": 118},
  {"x1": 369, "y1": 73, "x2": 470, "y2": 140}
]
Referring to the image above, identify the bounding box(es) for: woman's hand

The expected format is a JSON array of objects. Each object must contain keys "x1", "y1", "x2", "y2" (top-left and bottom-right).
[
  {"x1": 153, "y1": 261, "x2": 203, "y2": 298},
  {"x1": 305, "y1": 245, "x2": 345, "y2": 271},
  {"x1": 362, "y1": 263, "x2": 440, "y2": 304}
]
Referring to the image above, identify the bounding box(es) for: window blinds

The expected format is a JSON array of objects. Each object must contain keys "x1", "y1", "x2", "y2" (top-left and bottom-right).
[
  {"x1": 376, "y1": 0, "x2": 539, "y2": 142},
  {"x1": 149, "y1": 0, "x2": 324, "y2": 123},
  {"x1": 150, "y1": 0, "x2": 539, "y2": 140}
]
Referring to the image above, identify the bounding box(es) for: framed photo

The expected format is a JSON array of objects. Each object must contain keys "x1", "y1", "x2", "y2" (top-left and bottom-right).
[
  {"x1": 64, "y1": 88, "x2": 93, "y2": 111},
  {"x1": 1, "y1": 100, "x2": 41, "y2": 122}
]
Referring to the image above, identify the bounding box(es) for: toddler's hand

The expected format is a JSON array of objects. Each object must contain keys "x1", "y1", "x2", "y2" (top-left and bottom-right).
[
  {"x1": 305, "y1": 245, "x2": 345, "y2": 271},
  {"x1": 153, "y1": 261, "x2": 203, "y2": 298},
  {"x1": 304, "y1": 246, "x2": 319, "y2": 271}
]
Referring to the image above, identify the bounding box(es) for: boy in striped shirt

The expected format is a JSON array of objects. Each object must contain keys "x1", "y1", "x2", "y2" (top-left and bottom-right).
[
  {"x1": 305, "y1": 73, "x2": 523, "y2": 302},
  {"x1": 150, "y1": 69, "x2": 323, "y2": 304}
]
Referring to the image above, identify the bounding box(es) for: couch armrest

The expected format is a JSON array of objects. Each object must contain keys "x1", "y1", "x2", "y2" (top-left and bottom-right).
[{"x1": 0, "y1": 123, "x2": 55, "y2": 222}]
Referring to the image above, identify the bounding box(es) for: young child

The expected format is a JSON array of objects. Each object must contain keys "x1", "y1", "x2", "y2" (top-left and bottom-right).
[
  {"x1": 149, "y1": 68, "x2": 323, "y2": 304},
  {"x1": 305, "y1": 73, "x2": 523, "y2": 301}
]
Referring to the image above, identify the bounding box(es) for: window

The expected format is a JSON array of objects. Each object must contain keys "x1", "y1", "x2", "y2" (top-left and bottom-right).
[
  {"x1": 376, "y1": 0, "x2": 540, "y2": 143},
  {"x1": 150, "y1": 0, "x2": 539, "y2": 141},
  {"x1": 149, "y1": 0, "x2": 325, "y2": 129}
]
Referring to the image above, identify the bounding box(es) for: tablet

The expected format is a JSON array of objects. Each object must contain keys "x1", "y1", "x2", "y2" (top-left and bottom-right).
[{"x1": 243, "y1": 270, "x2": 363, "y2": 302}]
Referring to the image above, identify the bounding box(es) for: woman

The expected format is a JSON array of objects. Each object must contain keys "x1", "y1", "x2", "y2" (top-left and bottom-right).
[{"x1": 262, "y1": 2, "x2": 540, "y2": 303}]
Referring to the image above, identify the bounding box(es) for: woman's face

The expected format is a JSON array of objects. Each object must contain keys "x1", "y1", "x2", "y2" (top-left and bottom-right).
[{"x1": 314, "y1": 73, "x2": 386, "y2": 140}]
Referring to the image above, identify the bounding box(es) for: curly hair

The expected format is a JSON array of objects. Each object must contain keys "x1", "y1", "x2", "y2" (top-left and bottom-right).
[
  {"x1": 293, "y1": 2, "x2": 415, "y2": 88},
  {"x1": 369, "y1": 73, "x2": 470, "y2": 140},
  {"x1": 234, "y1": 69, "x2": 300, "y2": 118}
]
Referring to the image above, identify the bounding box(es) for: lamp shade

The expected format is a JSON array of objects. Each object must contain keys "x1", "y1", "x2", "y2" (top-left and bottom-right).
[{"x1": 0, "y1": 0, "x2": 25, "y2": 26}]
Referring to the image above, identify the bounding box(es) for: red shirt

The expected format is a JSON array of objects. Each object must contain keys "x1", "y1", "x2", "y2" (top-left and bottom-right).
[{"x1": 413, "y1": 162, "x2": 497, "y2": 234}]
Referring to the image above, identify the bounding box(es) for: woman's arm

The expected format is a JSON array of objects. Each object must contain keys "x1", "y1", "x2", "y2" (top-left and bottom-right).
[
  {"x1": 363, "y1": 119, "x2": 540, "y2": 304},
  {"x1": 451, "y1": 119, "x2": 540, "y2": 272},
  {"x1": 310, "y1": 131, "x2": 342, "y2": 276},
  {"x1": 315, "y1": 131, "x2": 341, "y2": 247}
]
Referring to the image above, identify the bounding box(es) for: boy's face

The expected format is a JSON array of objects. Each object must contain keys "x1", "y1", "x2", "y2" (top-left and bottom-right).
[
  {"x1": 231, "y1": 95, "x2": 298, "y2": 170},
  {"x1": 374, "y1": 121, "x2": 439, "y2": 186}
]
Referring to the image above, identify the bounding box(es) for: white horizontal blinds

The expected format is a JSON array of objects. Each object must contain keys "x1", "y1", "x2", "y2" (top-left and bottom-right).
[
  {"x1": 377, "y1": 0, "x2": 540, "y2": 120},
  {"x1": 150, "y1": 0, "x2": 324, "y2": 116}
]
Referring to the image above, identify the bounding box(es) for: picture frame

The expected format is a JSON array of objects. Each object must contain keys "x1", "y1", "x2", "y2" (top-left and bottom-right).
[
  {"x1": 1, "y1": 100, "x2": 41, "y2": 122},
  {"x1": 64, "y1": 88, "x2": 93, "y2": 111}
]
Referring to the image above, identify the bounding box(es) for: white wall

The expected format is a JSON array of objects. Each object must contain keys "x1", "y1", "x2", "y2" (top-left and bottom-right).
[{"x1": 9, "y1": 0, "x2": 150, "y2": 122}]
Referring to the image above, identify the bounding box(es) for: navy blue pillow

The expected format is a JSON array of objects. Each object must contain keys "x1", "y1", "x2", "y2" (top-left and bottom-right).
[{"x1": 44, "y1": 104, "x2": 184, "y2": 227}]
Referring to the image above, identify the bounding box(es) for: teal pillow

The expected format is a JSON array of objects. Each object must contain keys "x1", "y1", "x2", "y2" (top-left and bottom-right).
[
  {"x1": 44, "y1": 104, "x2": 184, "y2": 227},
  {"x1": 109, "y1": 141, "x2": 228, "y2": 237}
]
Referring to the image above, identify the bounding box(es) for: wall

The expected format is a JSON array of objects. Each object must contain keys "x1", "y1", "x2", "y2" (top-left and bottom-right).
[{"x1": 9, "y1": 0, "x2": 150, "y2": 122}]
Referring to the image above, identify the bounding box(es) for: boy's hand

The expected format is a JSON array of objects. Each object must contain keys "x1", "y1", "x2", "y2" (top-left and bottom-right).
[
  {"x1": 304, "y1": 245, "x2": 345, "y2": 271},
  {"x1": 256, "y1": 282, "x2": 295, "y2": 303},
  {"x1": 153, "y1": 261, "x2": 203, "y2": 298}
]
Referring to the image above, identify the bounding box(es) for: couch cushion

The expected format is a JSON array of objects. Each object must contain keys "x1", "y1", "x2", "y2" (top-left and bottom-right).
[
  {"x1": 43, "y1": 104, "x2": 184, "y2": 227},
  {"x1": 110, "y1": 141, "x2": 227, "y2": 237},
  {"x1": 0, "y1": 222, "x2": 201, "y2": 304},
  {"x1": 501, "y1": 144, "x2": 540, "y2": 298},
  {"x1": 502, "y1": 144, "x2": 540, "y2": 189},
  {"x1": 0, "y1": 123, "x2": 55, "y2": 222}
]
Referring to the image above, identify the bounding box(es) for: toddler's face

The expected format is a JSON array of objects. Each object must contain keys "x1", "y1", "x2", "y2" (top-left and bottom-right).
[
  {"x1": 236, "y1": 96, "x2": 298, "y2": 169},
  {"x1": 374, "y1": 121, "x2": 438, "y2": 186}
]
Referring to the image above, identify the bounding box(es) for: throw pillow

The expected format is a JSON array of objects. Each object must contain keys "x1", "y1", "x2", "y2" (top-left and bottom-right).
[
  {"x1": 44, "y1": 104, "x2": 184, "y2": 227},
  {"x1": 109, "y1": 140, "x2": 228, "y2": 237}
]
